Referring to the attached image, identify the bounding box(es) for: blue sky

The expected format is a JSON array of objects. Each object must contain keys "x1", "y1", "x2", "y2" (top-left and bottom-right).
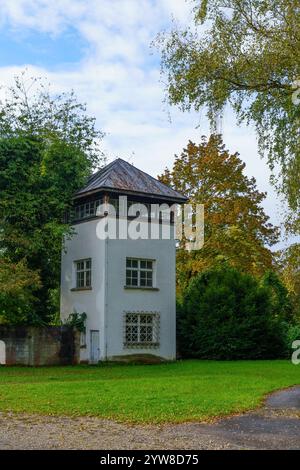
[
  {"x1": 0, "y1": 27, "x2": 86, "y2": 67},
  {"x1": 0, "y1": 0, "x2": 289, "y2": 243}
]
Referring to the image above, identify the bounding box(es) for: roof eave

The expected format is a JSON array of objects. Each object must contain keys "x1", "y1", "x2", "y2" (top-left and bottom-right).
[{"x1": 74, "y1": 186, "x2": 188, "y2": 203}]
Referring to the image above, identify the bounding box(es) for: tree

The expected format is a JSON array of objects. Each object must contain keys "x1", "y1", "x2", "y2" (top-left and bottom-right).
[
  {"x1": 0, "y1": 74, "x2": 105, "y2": 324},
  {"x1": 0, "y1": 72, "x2": 104, "y2": 167},
  {"x1": 177, "y1": 266, "x2": 287, "y2": 359},
  {"x1": 260, "y1": 270, "x2": 293, "y2": 321},
  {"x1": 277, "y1": 243, "x2": 300, "y2": 319},
  {"x1": 0, "y1": 258, "x2": 40, "y2": 324},
  {"x1": 157, "y1": 0, "x2": 300, "y2": 229},
  {"x1": 159, "y1": 135, "x2": 279, "y2": 293}
]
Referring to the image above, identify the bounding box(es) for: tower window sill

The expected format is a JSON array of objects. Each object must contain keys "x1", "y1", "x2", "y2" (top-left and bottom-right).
[
  {"x1": 70, "y1": 287, "x2": 92, "y2": 292},
  {"x1": 124, "y1": 286, "x2": 159, "y2": 291},
  {"x1": 123, "y1": 342, "x2": 160, "y2": 349}
]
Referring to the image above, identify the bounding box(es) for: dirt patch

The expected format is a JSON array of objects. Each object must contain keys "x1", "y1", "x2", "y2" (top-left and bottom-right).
[{"x1": 0, "y1": 386, "x2": 300, "y2": 450}]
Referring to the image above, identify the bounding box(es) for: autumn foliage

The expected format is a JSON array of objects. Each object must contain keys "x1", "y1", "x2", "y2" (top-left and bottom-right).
[{"x1": 159, "y1": 135, "x2": 279, "y2": 294}]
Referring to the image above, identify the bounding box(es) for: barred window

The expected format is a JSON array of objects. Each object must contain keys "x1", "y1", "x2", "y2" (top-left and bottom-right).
[
  {"x1": 126, "y1": 258, "x2": 154, "y2": 288},
  {"x1": 124, "y1": 312, "x2": 160, "y2": 348},
  {"x1": 75, "y1": 259, "x2": 92, "y2": 288}
]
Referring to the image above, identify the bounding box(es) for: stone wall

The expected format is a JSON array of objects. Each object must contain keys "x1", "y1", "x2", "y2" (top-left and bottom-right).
[{"x1": 0, "y1": 326, "x2": 80, "y2": 366}]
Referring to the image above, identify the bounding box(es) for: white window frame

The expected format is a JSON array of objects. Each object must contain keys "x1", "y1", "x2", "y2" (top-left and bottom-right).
[
  {"x1": 124, "y1": 312, "x2": 160, "y2": 348},
  {"x1": 74, "y1": 199, "x2": 102, "y2": 221},
  {"x1": 126, "y1": 258, "x2": 154, "y2": 288},
  {"x1": 75, "y1": 258, "x2": 92, "y2": 289}
]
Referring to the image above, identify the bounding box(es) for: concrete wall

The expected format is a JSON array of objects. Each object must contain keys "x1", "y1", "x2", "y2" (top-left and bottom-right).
[{"x1": 0, "y1": 326, "x2": 80, "y2": 366}]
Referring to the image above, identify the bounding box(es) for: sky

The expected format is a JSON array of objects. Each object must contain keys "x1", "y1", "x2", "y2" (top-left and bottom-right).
[{"x1": 0, "y1": 0, "x2": 289, "y2": 243}]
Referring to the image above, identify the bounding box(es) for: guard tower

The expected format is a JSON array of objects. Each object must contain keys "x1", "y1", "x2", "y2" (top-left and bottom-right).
[{"x1": 60, "y1": 158, "x2": 187, "y2": 362}]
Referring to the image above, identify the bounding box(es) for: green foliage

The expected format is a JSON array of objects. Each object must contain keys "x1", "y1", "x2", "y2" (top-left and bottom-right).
[
  {"x1": 0, "y1": 361, "x2": 299, "y2": 423},
  {"x1": 177, "y1": 266, "x2": 287, "y2": 359},
  {"x1": 157, "y1": 0, "x2": 300, "y2": 229},
  {"x1": 0, "y1": 258, "x2": 41, "y2": 324},
  {"x1": 0, "y1": 74, "x2": 105, "y2": 324},
  {"x1": 284, "y1": 323, "x2": 300, "y2": 354},
  {"x1": 0, "y1": 72, "x2": 104, "y2": 167},
  {"x1": 277, "y1": 243, "x2": 300, "y2": 319},
  {"x1": 260, "y1": 270, "x2": 293, "y2": 321},
  {"x1": 64, "y1": 312, "x2": 87, "y2": 332}
]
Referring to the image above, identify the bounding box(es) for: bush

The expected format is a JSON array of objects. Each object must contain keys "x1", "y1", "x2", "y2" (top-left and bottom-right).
[
  {"x1": 177, "y1": 266, "x2": 287, "y2": 359},
  {"x1": 0, "y1": 258, "x2": 42, "y2": 325},
  {"x1": 260, "y1": 270, "x2": 293, "y2": 321},
  {"x1": 284, "y1": 323, "x2": 300, "y2": 356}
]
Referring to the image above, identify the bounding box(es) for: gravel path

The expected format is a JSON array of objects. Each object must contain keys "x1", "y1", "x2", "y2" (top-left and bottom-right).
[{"x1": 0, "y1": 387, "x2": 300, "y2": 450}]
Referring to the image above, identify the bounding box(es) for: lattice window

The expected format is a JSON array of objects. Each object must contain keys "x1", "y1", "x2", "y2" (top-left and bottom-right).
[
  {"x1": 126, "y1": 258, "x2": 154, "y2": 288},
  {"x1": 75, "y1": 259, "x2": 92, "y2": 288},
  {"x1": 123, "y1": 312, "x2": 160, "y2": 348}
]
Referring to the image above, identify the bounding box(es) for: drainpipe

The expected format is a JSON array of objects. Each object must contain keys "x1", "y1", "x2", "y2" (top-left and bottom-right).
[
  {"x1": 104, "y1": 194, "x2": 109, "y2": 361},
  {"x1": 104, "y1": 235, "x2": 108, "y2": 360}
]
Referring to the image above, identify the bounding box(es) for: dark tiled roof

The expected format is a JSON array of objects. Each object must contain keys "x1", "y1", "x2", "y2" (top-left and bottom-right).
[{"x1": 75, "y1": 158, "x2": 187, "y2": 202}]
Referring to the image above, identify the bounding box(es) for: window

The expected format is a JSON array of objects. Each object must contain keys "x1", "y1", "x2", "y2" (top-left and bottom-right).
[
  {"x1": 124, "y1": 312, "x2": 160, "y2": 348},
  {"x1": 109, "y1": 198, "x2": 119, "y2": 214},
  {"x1": 73, "y1": 199, "x2": 102, "y2": 222},
  {"x1": 75, "y1": 259, "x2": 92, "y2": 289},
  {"x1": 126, "y1": 258, "x2": 154, "y2": 288},
  {"x1": 127, "y1": 200, "x2": 150, "y2": 218}
]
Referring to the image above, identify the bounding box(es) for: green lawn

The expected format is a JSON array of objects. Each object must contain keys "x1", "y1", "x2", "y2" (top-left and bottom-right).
[{"x1": 0, "y1": 360, "x2": 299, "y2": 423}]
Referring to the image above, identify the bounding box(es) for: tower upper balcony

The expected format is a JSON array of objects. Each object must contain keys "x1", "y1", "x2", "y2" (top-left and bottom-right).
[{"x1": 70, "y1": 158, "x2": 187, "y2": 224}]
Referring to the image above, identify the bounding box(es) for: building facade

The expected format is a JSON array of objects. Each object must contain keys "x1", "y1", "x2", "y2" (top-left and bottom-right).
[{"x1": 60, "y1": 158, "x2": 186, "y2": 362}]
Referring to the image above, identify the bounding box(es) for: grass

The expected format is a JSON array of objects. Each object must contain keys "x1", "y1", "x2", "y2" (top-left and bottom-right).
[{"x1": 0, "y1": 360, "x2": 299, "y2": 424}]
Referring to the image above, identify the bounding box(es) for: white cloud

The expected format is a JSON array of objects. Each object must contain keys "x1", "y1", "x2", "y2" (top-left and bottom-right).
[{"x1": 0, "y1": 0, "x2": 284, "y2": 232}]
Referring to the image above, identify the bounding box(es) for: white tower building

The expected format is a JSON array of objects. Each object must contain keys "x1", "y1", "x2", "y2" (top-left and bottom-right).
[{"x1": 60, "y1": 158, "x2": 187, "y2": 363}]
